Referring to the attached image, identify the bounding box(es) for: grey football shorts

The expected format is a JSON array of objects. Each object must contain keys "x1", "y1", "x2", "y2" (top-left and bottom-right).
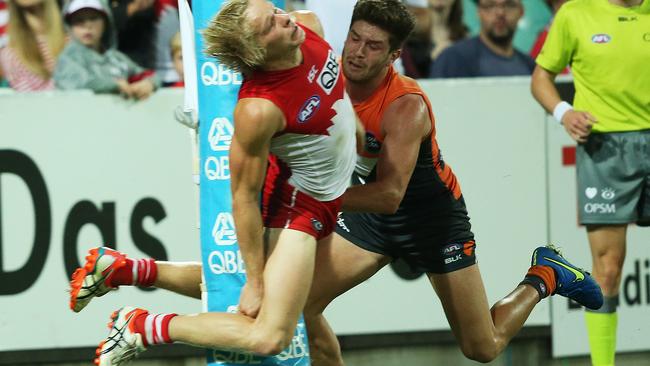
[{"x1": 577, "y1": 130, "x2": 650, "y2": 225}]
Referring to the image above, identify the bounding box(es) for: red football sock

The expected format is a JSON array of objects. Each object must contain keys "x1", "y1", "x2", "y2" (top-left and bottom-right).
[
  {"x1": 109, "y1": 258, "x2": 157, "y2": 287},
  {"x1": 133, "y1": 311, "x2": 177, "y2": 347}
]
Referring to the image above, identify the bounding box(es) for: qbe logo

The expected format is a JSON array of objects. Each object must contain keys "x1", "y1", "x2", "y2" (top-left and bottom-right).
[
  {"x1": 208, "y1": 117, "x2": 234, "y2": 151},
  {"x1": 212, "y1": 349, "x2": 263, "y2": 364},
  {"x1": 277, "y1": 328, "x2": 310, "y2": 361},
  {"x1": 208, "y1": 249, "x2": 245, "y2": 275},
  {"x1": 212, "y1": 212, "x2": 237, "y2": 245},
  {"x1": 204, "y1": 156, "x2": 230, "y2": 181},
  {"x1": 201, "y1": 61, "x2": 243, "y2": 86},
  {"x1": 317, "y1": 50, "x2": 339, "y2": 95}
]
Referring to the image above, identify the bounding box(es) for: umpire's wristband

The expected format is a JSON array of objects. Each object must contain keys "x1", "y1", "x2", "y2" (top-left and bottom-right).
[{"x1": 553, "y1": 101, "x2": 573, "y2": 124}]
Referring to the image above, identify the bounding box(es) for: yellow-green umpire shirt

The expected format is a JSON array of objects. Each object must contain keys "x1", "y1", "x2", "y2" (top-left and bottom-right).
[{"x1": 536, "y1": 0, "x2": 650, "y2": 133}]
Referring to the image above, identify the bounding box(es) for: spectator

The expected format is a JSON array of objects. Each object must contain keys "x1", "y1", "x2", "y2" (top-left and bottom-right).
[
  {"x1": 430, "y1": 0, "x2": 534, "y2": 78},
  {"x1": 403, "y1": 0, "x2": 468, "y2": 78},
  {"x1": 154, "y1": 0, "x2": 179, "y2": 85},
  {"x1": 110, "y1": 0, "x2": 156, "y2": 69},
  {"x1": 0, "y1": 0, "x2": 7, "y2": 85},
  {"x1": 167, "y1": 30, "x2": 182, "y2": 87},
  {"x1": 54, "y1": 0, "x2": 160, "y2": 99},
  {"x1": 529, "y1": 0, "x2": 567, "y2": 64},
  {"x1": 0, "y1": 0, "x2": 8, "y2": 48},
  {"x1": 401, "y1": 0, "x2": 431, "y2": 77},
  {"x1": 0, "y1": 0, "x2": 65, "y2": 91},
  {"x1": 428, "y1": 0, "x2": 468, "y2": 60}
]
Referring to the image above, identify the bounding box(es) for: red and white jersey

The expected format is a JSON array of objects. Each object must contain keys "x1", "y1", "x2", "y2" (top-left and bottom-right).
[{"x1": 239, "y1": 24, "x2": 356, "y2": 202}]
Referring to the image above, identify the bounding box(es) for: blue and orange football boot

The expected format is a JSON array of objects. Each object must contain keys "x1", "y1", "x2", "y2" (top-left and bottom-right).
[{"x1": 532, "y1": 244, "x2": 603, "y2": 310}]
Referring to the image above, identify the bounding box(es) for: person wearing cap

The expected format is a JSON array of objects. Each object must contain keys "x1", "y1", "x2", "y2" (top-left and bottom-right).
[{"x1": 53, "y1": 0, "x2": 160, "y2": 99}]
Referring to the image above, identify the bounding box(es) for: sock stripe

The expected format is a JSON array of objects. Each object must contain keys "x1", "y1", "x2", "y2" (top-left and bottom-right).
[
  {"x1": 131, "y1": 260, "x2": 139, "y2": 286},
  {"x1": 160, "y1": 313, "x2": 176, "y2": 344},
  {"x1": 133, "y1": 312, "x2": 177, "y2": 346},
  {"x1": 144, "y1": 314, "x2": 155, "y2": 346},
  {"x1": 154, "y1": 314, "x2": 164, "y2": 344},
  {"x1": 144, "y1": 260, "x2": 151, "y2": 284}
]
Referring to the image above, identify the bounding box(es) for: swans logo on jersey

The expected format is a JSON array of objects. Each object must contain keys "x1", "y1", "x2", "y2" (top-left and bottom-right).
[
  {"x1": 212, "y1": 212, "x2": 237, "y2": 246},
  {"x1": 201, "y1": 61, "x2": 243, "y2": 86},
  {"x1": 591, "y1": 34, "x2": 611, "y2": 44},
  {"x1": 365, "y1": 132, "x2": 381, "y2": 154},
  {"x1": 317, "y1": 50, "x2": 339, "y2": 95},
  {"x1": 208, "y1": 117, "x2": 234, "y2": 151},
  {"x1": 298, "y1": 95, "x2": 321, "y2": 123}
]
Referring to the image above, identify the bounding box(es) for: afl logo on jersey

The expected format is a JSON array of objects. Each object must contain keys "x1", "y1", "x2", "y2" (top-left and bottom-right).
[
  {"x1": 297, "y1": 95, "x2": 321, "y2": 123},
  {"x1": 317, "y1": 50, "x2": 339, "y2": 95},
  {"x1": 591, "y1": 34, "x2": 611, "y2": 44}
]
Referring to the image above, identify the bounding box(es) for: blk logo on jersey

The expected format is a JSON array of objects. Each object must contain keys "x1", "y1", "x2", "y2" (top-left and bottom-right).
[
  {"x1": 591, "y1": 34, "x2": 612, "y2": 44},
  {"x1": 297, "y1": 95, "x2": 321, "y2": 123},
  {"x1": 317, "y1": 50, "x2": 339, "y2": 95}
]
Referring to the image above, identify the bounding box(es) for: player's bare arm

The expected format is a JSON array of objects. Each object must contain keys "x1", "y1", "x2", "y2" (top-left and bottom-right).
[
  {"x1": 291, "y1": 10, "x2": 324, "y2": 38},
  {"x1": 342, "y1": 94, "x2": 430, "y2": 214},
  {"x1": 531, "y1": 65, "x2": 597, "y2": 143},
  {"x1": 230, "y1": 98, "x2": 285, "y2": 317}
]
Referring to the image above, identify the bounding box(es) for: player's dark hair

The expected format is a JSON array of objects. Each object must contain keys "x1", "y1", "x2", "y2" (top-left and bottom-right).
[{"x1": 351, "y1": 0, "x2": 416, "y2": 51}]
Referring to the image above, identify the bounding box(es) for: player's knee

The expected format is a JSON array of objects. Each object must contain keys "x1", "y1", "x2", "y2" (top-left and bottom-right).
[
  {"x1": 250, "y1": 329, "x2": 292, "y2": 356},
  {"x1": 460, "y1": 341, "x2": 498, "y2": 363}
]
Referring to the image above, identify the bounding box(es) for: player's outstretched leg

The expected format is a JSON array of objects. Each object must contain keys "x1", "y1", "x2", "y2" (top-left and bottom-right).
[
  {"x1": 531, "y1": 244, "x2": 604, "y2": 310},
  {"x1": 69, "y1": 247, "x2": 157, "y2": 312},
  {"x1": 95, "y1": 306, "x2": 176, "y2": 366}
]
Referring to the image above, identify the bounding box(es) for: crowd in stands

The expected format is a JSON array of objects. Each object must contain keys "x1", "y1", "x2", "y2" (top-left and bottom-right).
[
  {"x1": 0, "y1": 0, "x2": 564, "y2": 94},
  {"x1": 0, "y1": 0, "x2": 181, "y2": 96}
]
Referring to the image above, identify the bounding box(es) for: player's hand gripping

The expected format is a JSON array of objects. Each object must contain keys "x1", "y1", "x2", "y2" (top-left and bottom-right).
[
  {"x1": 561, "y1": 109, "x2": 597, "y2": 143},
  {"x1": 239, "y1": 281, "x2": 263, "y2": 318}
]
